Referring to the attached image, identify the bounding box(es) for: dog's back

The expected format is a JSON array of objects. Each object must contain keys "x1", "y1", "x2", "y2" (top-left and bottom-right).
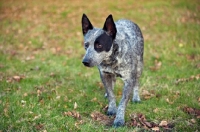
[{"x1": 115, "y1": 19, "x2": 144, "y2": 58}]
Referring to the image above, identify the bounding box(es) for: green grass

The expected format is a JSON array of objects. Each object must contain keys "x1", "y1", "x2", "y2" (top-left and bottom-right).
[{"x1": 0, "y1": 0, "x2": 200, "y2": 131}]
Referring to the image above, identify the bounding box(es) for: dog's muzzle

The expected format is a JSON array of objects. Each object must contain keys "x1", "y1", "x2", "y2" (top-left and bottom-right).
[{"x1": 82, "y1": 58, "x2": 91, "y2": 67}]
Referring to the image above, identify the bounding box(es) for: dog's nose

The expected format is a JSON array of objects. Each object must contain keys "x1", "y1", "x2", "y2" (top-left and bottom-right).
[{"x1": 82, "y1": 60, "x2": 90, "y2": 67}]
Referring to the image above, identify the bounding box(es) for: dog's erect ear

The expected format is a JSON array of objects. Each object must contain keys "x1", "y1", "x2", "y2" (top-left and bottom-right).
[
  {"x1": 103, "y1": 14, "x2": 117, "y2": 39},
  {"x1": 82, "y1": 14, "x2": 93, "y2": 36}
]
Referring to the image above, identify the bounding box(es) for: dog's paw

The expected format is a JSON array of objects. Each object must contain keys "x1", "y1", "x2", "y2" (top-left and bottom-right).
[
  {"x1": 132, "y1": 97, "x2": 141, "y2": 103},
  {"x1": 113, "y1": 118, "x2": 125, "y2": 127},
  {"x1": 107, "y1": 107, "x2": 117, "y2": 116},
  {"x1": 132, "y1": 99, "x2": 141, "y2": 103}
]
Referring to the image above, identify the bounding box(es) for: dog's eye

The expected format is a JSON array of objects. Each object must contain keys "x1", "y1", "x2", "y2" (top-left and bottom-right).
[
  {"x1": 96, "y1": 43, "x2": 102, "y2": 49},
  {"x1": 84, "y1": 42, "x2": 89, "y2": 49}
]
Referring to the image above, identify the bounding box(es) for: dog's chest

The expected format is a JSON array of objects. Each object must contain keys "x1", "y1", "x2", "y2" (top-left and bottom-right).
[{"x1": 99, "y1": 55, "x2": 126, "y2": 78}]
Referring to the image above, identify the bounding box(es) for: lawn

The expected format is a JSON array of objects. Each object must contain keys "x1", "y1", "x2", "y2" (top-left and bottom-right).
[{"x1": 0, "y1": 0, "x2": 200, "y2": 131}]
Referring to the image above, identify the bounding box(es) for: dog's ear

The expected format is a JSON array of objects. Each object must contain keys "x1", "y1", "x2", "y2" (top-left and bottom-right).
[
  {"x1": 82, "y1": 14, "x2": 93, "y2": 36},
  {"x1": 103, "y1": 14, "x2": 117, "y2": 39}
]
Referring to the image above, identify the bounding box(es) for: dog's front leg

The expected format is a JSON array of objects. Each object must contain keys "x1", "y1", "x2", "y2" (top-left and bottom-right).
[
  {"x1": 114, "y1": 78, "x2": 135, "y2": 127},
  {"x1": 100, "y1": 71, "x2": 117, "y2": 116}
]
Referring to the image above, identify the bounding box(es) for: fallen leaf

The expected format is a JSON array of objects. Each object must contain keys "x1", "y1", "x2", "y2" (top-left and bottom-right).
[
  {"x1": 96, "y1": 82, "x2": 104, "y2": 89},
  {"x1": 186, "y1": 54, "x2": 195, "y2": 61},
  {"x1": 127, "y1": 113, "x2": 175, "y2": 130},
  {"x1": 183, "y1": 107, "x2": 200, "y2": 118},
  {"x1": 166, "y1": 98, "x2": 174, "y2": 104},
  {"x1": 190, "y1": 119, "x2": 196, "y2": 124},
  {"x1": 102, "y1": 105, "x2": 108, "y2": 113},
  {"x1": 74, "y1": 102, "x2": 78, "y2": 109},
  {"x1": 142, "y1": 90, "x2": 155, "y2": 100},
  {"x1": 175, "y1": 74, "x2": 200, "y2": 84},
  {"x1": 33, "y1": 114, "x2": 41, "y2": 121},
  {"x1": 26, "y1": 55, "x2": 35, "y2": 61},
  {"x1": 63, "y1": 111, "x2": 81, "y2": 119},
  {"x1": 56, "y1": 96, "x2": 60, "y2": 100},
  {"x1": 37, "y1": 89, "x2": 41, "y2": 96},
  {"x1": 91, "y1": 97, "x2": 97, "y2": 102},
  {"x1": 23, "y1": 93, "x2": 28, "y2": 97},
  {"x1": 143, "y1": 121, "x2": 152, "y2": 128},
  {"x1": 49, "y1": 72, "x2": 56, "y2": 77},
  {"x1": 159, "y1": 120, "x2": 168, "y2": 127},
  {"x1": 35, "y1": 123, "x2": 44, "y2": 130},
  {"x1": 91, "y1": 111, "x2": 114, "y2": 126},
  {"x1": 13, "y1": 76, "x2": 21, "y2": 82},
  {"x1": 151, "y1": 127, "x2": 159, "y2": 131},
  {"x1": 150, "y1": 60, "x2": 162, "y2": 71},
  {"x1": 153, "y1": 108, "x2": 159, "y2": 113}
]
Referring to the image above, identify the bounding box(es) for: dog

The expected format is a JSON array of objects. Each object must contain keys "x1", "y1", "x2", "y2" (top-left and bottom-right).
[{"x1": 81, "y1": 14, "x2": 144, "y2": 127}]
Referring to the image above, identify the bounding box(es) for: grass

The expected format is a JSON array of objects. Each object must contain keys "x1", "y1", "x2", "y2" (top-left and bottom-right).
[{"x1": 0, "y1": 0, "x2": 200, "y2": 131}]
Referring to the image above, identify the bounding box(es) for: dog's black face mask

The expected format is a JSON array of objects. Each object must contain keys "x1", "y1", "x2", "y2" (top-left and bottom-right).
[
  {"x1": 94, "y1": 32, "x2": 113, "y2": 53},
  {"x1": 81, "y1": 14, "x2": 117, "y2": 67}
]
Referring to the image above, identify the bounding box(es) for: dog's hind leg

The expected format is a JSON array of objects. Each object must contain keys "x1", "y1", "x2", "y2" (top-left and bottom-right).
[
  {"x1": 100, "y1": 71, "x2": 117, "y2": 116},
  {"x1": 132, "y1": 78, "x2": 141, "y2": 102},
  {"x1": 132, "y1": 56, "x2": 143, "y2": 103}
]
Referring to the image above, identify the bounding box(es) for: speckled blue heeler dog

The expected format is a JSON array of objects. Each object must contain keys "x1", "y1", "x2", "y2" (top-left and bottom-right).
[{"x1": 81, "y1": 14, "x2": 144, "y2": 127}]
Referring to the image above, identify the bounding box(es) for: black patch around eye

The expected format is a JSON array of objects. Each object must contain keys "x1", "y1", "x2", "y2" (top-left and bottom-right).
[{"x1": 94, "y1": 32, "x2": 113, "y2": 53}]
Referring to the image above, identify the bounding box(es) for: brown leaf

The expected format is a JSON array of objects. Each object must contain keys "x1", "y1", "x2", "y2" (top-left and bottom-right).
[
  {"x1": 96, "y1": 82, "x2": 104, "y2": 89},
  {"x1": 190, "y1": 119, "x2": 196, "y2": 124},
  {"x1": 183, "y1": 107, "x2": 200, "y2": 117},
  {"x1": 159, "y1": 120, "x2": 168, "y2": 127},
  {"x1": 142, "y1": 90, "x2": 155, "y2": 100},
  {"x1": 49, "y1": 72, "x2": 56, "y2": 77},
  {"x1": 13, "y1": 76, "x2": 22, "y2": 82},
  {"x1": 150, "y1": 60, "x2": 162, "y2": 71},
  {"x1": 166, "y1": 98, "x2": 174, "y2": 104},
  {"x1": 90, "y1": 111, "x2": 114, "y2": 126},
  {"x1": 196, "y1": 63, "x2": 200, "y2": 68},
  {"x1": 128, "y1": 113, "x2": 174, "y2": 130},
  {"x1": 63, "y1": 111, "x2": 81, "y2": 119},
  {"x1": 151, "y1": 127, "x2": 159, "y2": 131},
  {"x1": 33, "y1": 114, "x2": 41, "y2": 121},
  {"x1": 144, "y1": 121, "x2": 152, "y2": 128},
  {"x1": 153, "y1": 108, "x2": 159, "y2": 113},
  {"x1": 91, "y1": 97, "x2": 97, "y2": 102},
  {"x1": 175, "y1": 74, "x2": 200, "y2": 84},
  {"x1": 35, "y1": 123, "x2": 44, "y2": 130},
  {"x1": 102, "y1": 105, "x2": 108, "y2": 113},
  {"x1": 23, "y1": 93, "x2": 28, "y2": 97},
  {"x1": 186, "y1": 54, "x2": 195, "y2": 61},
  {"x1": 26, "y1": 55, "x2": 35, "y2": 61}
]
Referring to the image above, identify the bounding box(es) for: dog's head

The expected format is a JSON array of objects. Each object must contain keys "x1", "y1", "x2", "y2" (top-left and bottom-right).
[{"x1": 81, "y1": 14, "x2": 117, "y2": 67}]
